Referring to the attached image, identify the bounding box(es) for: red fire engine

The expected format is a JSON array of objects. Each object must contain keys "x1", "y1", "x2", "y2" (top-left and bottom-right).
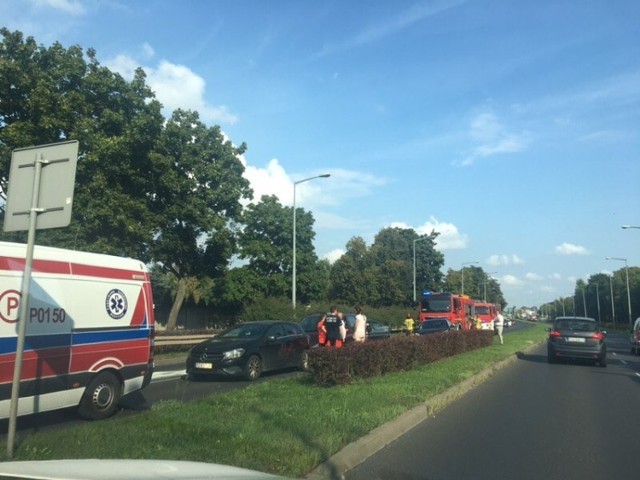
[
  {"x1": 474, "y1": 301, "x2": 497, "y2": 330},
  {"x1": 419, "y1": 291, "x2": 475, "y2": 330}
]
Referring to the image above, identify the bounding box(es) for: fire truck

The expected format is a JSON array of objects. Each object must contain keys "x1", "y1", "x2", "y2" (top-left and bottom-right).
[
  {"x1": 418, "y1": 291, "x2": 475, "y2": 330},
  {"x1": 473, "y1": 302, "x2": 497, "y2": 330}
]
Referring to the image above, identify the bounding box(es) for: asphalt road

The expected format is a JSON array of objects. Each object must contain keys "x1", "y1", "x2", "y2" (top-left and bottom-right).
[{"x1": 344, "y1": 332, "x2": 640, "y2": 480}]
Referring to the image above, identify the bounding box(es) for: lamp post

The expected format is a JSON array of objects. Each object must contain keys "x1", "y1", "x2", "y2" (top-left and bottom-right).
[
  {"x1": 621, "y1": 225, "x2": 640, "y2": 229},
  {"x1": 605, "y1": 257, "x2": 632, "y2": 329},
  {"x1": 483, "y1": 272, "x2": 497, "y2": 302},
  {"x1": 589, "y1": 282, "x2": 601, "y2": 323},
  {"x1": 461, "y1": 261, "x2": 479, "y2": 295},
  {"x1": 609, "y1": 274, "x2": 616, "y2": 329},
  {"x1": 292, "y1": 174, "x2": 330, "y2": 309},
  {"x1": 413, "y1": 236, "x2": 430, "y2": 303},
  {"x1": 582, "y1": 287, "x2": 587, "y2": 317}
]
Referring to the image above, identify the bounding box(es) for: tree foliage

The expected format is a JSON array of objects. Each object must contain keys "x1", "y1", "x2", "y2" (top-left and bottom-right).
[{"x1": 0, "y1": 29, "x2": 252, "y2": 329}]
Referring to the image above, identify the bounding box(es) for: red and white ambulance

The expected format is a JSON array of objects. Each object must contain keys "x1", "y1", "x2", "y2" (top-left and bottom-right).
[{"x1": 0, "y1": 241, "x2": 155, "y2": 420}]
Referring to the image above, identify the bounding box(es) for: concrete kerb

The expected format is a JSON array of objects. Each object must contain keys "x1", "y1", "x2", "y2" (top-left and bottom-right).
[{"x1": 305, "y1": 341, "x2": 544, "y2": 480}]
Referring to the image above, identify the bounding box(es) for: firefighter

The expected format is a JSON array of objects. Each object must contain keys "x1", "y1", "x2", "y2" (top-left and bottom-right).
[{"x1": 404, "y1": 313, "x2": 415, "y2": 335}]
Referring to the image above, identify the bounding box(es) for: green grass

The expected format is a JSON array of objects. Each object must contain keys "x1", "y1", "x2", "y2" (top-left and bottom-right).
[{"x1": 2, "y1": 324, "x2": 547, "y2": 478}]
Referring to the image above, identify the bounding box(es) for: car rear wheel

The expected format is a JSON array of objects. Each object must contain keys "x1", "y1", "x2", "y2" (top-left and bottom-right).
[
  {"x1": 243, "y1": 355, "x2": 263, "y2": 381},
  {"x1": 78, "y1": 371, "x2": 122, "y2": 420},
  {"x1": 597, "y1": 355, "x2": 607, "y2": 367},
  {"x1": 299, "y1": 350, "x2": 310, "y2": 372}
]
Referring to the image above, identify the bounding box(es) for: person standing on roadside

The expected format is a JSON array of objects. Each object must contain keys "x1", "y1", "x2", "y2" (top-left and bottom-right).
[
  {"x1": 322, "y1": 306, "x2": 346, "y2": 348},
  {"x1": 353, "y1": 305, "x2": 367, "y2": 342},
  {"x1": 494, "y1": 311, "x2": 505, "y2": 344},
  {"x1": 317, "y1": 316, "x2": 327, "y2": 347},
  {"x1": 404, "y1": 313, "x2": 415, "y2": 335}
]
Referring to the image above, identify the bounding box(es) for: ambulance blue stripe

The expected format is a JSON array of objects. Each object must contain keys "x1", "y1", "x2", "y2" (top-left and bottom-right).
[
  {"x1": 72, "y1": 328, "x2": 150, "y2": 345},
  {"x1": 0, "y1": 328, "x2": 151, "y2": 355}
]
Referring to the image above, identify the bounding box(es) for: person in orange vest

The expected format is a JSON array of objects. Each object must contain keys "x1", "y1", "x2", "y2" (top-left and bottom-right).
[{"x1": 317, "y1": 316, "x2": 327, "y2": 347}]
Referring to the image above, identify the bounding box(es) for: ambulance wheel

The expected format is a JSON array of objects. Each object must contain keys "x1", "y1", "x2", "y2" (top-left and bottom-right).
[
  {"x1": 243, "y1": 355, "x2": 263, "y2": 381},
  {"x1": 79, "y1": 371, "x2": 122, "y2": 420}
]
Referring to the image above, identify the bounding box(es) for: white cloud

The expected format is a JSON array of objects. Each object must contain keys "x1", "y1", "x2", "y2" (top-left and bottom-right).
[
  {"x1": 549, "y1": 273, "x2": 562, "y2": 280},
  {"x1": 324, "y1": 248, "x2": 345, "y2": 264},
  {"x1": 456, "y1": 111, "x2": 531, "y2": 167},
  {"x1": 392, "y1": 216, "x2": 468, "y2": 251},
  {"x1": 555, "y1": 243, "x2": 589, "y2": 255},
  {"x1": 501, "y1": 274, "x2": 523, "y2": 287},
  {"x1": 105, "y1": 54, "x2": 238, "y2": 125},
  {"x1": 525, "y1": 272, "x2": 543, "y2": 281},
  {"x1": 486, "y1": 254, "x2": 524, "y2": 266},
  {"x1": 35, "y1": 0, "x2": 86, "y2": 15}
]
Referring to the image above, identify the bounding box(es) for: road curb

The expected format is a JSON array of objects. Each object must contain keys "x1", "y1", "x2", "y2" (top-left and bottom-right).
[{"x1": 305, "y1": 341, "x2": 544, "y2": 480}]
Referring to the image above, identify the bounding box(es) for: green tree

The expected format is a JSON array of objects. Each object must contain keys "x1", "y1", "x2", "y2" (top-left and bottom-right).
[
  {"x1": 149, "y1": 109, "x2": 252, "y2": 330},
  {"x1": 0, "y1": 29, "x2": 163, "y2": 259},
  {"x1": 237, "y1": 194, "x2": 322, "y2": 306}
]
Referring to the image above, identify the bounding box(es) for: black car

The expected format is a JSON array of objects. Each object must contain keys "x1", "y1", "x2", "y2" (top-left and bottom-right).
[
  {"x1": 186, "y1": 321, "x2": 310, "y2": 381},
  {"x1": 417, "y1": 318, "x2": 453, "y2": 335},
  {"x1": 547, "y1": 316, "x2": 607, "y2": 366},
  {"x1": 300, "y1": 313, "x2": 324, "y2": 347}
]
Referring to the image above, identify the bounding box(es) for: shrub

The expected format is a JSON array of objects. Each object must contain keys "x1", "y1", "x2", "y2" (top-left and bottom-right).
[{"x1": 308, "y1": 330, "x2": 493, "y2": 386}]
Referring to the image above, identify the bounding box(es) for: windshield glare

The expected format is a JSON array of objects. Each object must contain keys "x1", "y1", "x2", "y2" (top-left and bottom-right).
[{"x1": 220, "y1": 324, "x2": 267, "y2": 338}]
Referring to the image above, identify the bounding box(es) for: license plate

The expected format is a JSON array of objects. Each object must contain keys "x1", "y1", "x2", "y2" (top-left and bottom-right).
[
  {"x1": 195, "y1": 362, "x2": 213, "y2": 369},
  {"x1": 566, "y1": 337, "x2": 585, "y2": 343}
]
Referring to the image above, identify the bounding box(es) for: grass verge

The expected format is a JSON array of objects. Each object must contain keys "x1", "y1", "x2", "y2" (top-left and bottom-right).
[{"x1": 2, "y1": 323, "x2": 547, "y2": 478}]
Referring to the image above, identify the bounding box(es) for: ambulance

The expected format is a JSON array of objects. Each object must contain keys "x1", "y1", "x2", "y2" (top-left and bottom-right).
[{"x1": 0, "y1": 241, "x2": 155, "y2": 420}]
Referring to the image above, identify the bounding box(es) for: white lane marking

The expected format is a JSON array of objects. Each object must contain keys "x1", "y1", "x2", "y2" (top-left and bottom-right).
[
  {"x1": 636, "y1": 373, "x2": 640, "y2": 378},
  {"x1": 152, "y1": 370, "x2": 187, "y2": 382}
]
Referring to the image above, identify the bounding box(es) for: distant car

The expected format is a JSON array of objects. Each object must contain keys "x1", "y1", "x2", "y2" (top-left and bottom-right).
[
  {"x1": 547, "y1": 316, "x2": 607, "y2": 367},
  {"x1": 630, "y1": 317, "x2": 640, "y2": 355},
  {"x1": 365, "y1": 319, "x2": 392, "y2": 340},
  {"x1": 186, "y1": 321, "x2": 310, "y2": 381},
  {"x1": 417, "y1": 318, "x2": 453, "y2": 335}
]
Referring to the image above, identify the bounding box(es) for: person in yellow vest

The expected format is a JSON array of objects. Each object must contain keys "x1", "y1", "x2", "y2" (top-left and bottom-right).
[
  {"x1": 404, "y1": 313, "x2": 415, "y2": 335},
  {"x1": 474, "y1": 314, "x2": 482, "y2": 330}
]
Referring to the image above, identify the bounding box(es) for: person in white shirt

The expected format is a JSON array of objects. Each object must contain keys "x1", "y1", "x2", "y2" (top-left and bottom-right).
[
  {"x1": 353, "y1": 305, "x2": 367, "y2": 342},
  {"x1": 494, "y1": 312, "x2": 505, "y2": 345}
]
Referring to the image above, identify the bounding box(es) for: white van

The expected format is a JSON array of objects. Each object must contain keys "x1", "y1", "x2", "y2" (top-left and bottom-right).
[
  {"x1": 0, "y1": 242, "x2": 155, "y2": 420},
  {"x1": 630, "y1": 317, "x2": 640, "y2": 355}
]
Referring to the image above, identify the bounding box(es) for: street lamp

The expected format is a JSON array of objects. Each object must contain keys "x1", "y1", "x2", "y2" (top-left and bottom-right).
[
  {"x1": 413, "y1": 236, "x2": 430, "y2": 302},
  {"x1": 621, "y1": 225, "x2": 640, "y2": 229},
  {"x1": 605, "y1": 257, "x2": 632, "y2": 329},
  {"x1": 461, "y1": 261, "x2": 479, "y2": 295},
  {"x1": 292, "y1": 174, "x2": 330, "y2": 309},
  {"x1": 609, "y1": 274, "x2": 616, "y2": 329},
  {"x1": 589, "y1": 282, "x2": 601, "y2": 323},
  {"x1": 483, "y1": 272, "x2": 497, "y2": 302}
]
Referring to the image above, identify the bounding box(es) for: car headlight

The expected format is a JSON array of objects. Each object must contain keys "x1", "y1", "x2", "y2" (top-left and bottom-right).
[{"x1": 223, "y1": 348, "x2": 245, "y2": 360}]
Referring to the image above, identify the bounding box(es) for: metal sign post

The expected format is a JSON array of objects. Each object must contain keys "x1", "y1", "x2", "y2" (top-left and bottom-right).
[{"x1": 3, "y1": 140, "x2": 78, "y2": 459}]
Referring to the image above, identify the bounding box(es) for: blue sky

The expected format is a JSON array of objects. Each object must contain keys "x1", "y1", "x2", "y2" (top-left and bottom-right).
[{"x1": 3, "y1": 0, "x2": 639, "y2": 308}]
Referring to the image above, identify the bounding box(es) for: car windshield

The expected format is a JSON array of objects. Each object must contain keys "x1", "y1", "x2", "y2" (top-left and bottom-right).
[
  {"x1": 422, "y1": 320, "x2": 448, "y2": 329},
  {"x1": 555, "y1": 320, "x2": 597, "y2": 332},
  {"x1": 220, "y1": 324, "x2": 267, "y2": 339},
  {"x1": 421, "y1": 299, "x2": 451, "y2": 313}
]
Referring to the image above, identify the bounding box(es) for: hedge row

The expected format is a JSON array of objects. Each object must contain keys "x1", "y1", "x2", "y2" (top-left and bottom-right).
[{"x1": 308, "y1": 330, "x2": 494, "y2": 386}]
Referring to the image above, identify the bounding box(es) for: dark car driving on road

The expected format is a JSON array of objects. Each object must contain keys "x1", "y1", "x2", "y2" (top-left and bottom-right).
[
  {"x1": 186, "y1": 321, "x2": 310, "y2": 381},
  {"x1": 417, "y1": 318, "x2": 453, "y2": 335},
  {"x1": 547, "y1": 316, "x2": 607, "y2": 366}
]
